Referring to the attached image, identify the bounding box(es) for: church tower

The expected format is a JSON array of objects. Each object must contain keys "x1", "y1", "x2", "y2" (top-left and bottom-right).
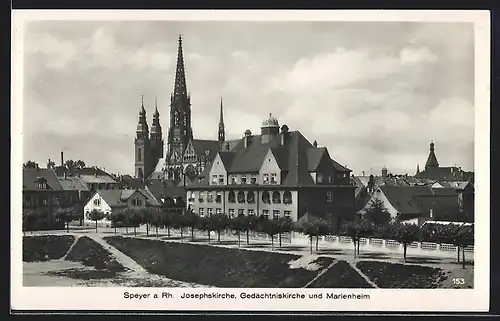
[
  {"x1": 425, "y1": 141, "x2": 439, "y2": 170},
  {"x1": 150, "y1": 96, "x2": 164, "y2": 164},
  {"x1": 135, "y1": 96, "x2": 151, "y2": 180},
  {"x1": 167, "y1": 35, "x2": 193, "y2": 166},
  {"x1": 218, "y1": 98, "x2": 225, "y2": 143}
]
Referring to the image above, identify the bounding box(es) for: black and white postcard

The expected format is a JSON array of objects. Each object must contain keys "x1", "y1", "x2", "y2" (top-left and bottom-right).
[{"x1": 11, "y1": 10, "x2": 490, "y2": 312}]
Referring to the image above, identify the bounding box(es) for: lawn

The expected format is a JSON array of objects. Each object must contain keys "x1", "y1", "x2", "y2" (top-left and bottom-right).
[
  {"x1": 307, "y1": 260, "x2": 374, "y2": 288},
  {"x1": 356, "y1": 261, "x2": 448, "y2": 288},
  {"x1": 65, "y1": 236, "x2": 127, "y2": 273},
  {"x1": 23, "y1": 235, "x2": 75, "y2": 262},
  {"x1": 104, "y1": 236, "x2": 333, "y2": 288}
]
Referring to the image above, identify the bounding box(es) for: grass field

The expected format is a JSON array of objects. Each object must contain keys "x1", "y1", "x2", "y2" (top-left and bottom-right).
[{"x1": 23, "y1": 235, "x2": 75, "y2": 262}]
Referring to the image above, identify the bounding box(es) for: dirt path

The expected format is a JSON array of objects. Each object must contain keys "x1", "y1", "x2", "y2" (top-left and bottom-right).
[
  {"x1": 346, "y1": 261, "x2": 379, "y2": 288},
  {"x1": 84, "y1": 234, "x2": 147, "y2": 275},
  {"x1": 62, "y1": 235, "x2": 82, "y2": 260},
  {"x1": 303, "y1": 259, "x2": 339, "y2": 288}
]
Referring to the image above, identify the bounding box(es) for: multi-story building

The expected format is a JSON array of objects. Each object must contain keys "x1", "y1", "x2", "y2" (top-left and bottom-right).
[{"x1": 185, "y1": 115, "x2": 355, "y2": 231}]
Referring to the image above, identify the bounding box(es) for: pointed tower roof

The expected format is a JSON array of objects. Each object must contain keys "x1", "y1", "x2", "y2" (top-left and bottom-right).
[
  {"x1": 140, "y1": 94, "x2": 146, "y2": 116},
  {"x1": 173, "y1": 35, "x2": 188, "y2": 98},
  {"x1": 153, "y1": 95, "x2": 160, "y2": 118},
  {"x1": 218, "y1": 97, "x2": 225, "y2": 143},
  {"x1": 416, "y1": 163, "x2": 420, "y2": 174},
  {"x1": 219, "y1": 97, "x2": 224, "y2": 125},
  {"x1": 425, "y1": 141, "x2": 439, "y2": 168}
]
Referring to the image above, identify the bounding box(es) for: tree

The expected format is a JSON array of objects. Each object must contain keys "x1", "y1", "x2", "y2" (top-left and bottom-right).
[
  {"x1": 212, "y1": 213, "x2": 230, "y2": 242},
  {"x1": 150, "y1": 210, "x2": 164, "y2": 238},
  {"x1": 109, "y1": 211, "x2": 125, "y2": 235},
  {"x1": 126, "y1": 209, "x2": 143, "y2": 237},
  {"x1": 161, "y1": 209, "x2": 175, "y2": 238},
  {"x1": 435, "y1": 223, "x2": 474, "y2": 268},
  {"x1": 183, "y1": 208, "x2": 198, "y2": 242},
  {"x1": 23, "y1": 161, "x2": 38, "y2": 169},
  {"x1": 295, "y1": 217, "x2": 329, "y2": 254},
  {"x1": 88, "y1": 209, "x2": 105, "y2": 233},
  {"x1": 140, "y1": 208, "x2": 156, "y2": 236},
  {"x1": 230, "y1": 216, "x2": 245, "y2": 247},
  {"x1": 22, "y1": 208, "x2": 40, "y2": 235},
  {"x1": 363, "y1": 199, "x2": 391, "y2": 227},
  {"x1": 390, "y1": 222, "x2": 420, "y2": 263},
  {"x1": 55, "y1": 206, "x2": 78, "y2": 233},
  {"x1": 260, "y1": 217, "x2": 281, "y2": 250},
  {"x1": 276, "y1": 217, "x2": 294, "y2": 248}
]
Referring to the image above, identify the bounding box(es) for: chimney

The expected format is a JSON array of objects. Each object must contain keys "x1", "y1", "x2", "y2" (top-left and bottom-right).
[
  {"x1": 60, "y1": 151, "x2": 64, "y2": 166},
  {"x1": 244, "y1": 129, "x2": 252, "y2": 148},
  {"x1": 280, "y1": 125, "x2": 289, "y2": 146},
  {"x1": 362, "y1": 171, "x2": 365, "y2": 176},
  {"x1": 313, "y1": 140, "x2": 318, "y2": 148}
]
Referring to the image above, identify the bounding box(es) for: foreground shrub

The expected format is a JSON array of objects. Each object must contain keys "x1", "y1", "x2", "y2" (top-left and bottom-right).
[
  {"x1": 105, "y1": 236, "x2": 333, "y2": 288},
  {"x1": 65, "y1": 236, "x2": 126, "y2": 273},
  {"x1": 23, "y1": 235, "x2": 75, "y2": 262},
  {"x1": 356, "y1": 261, "x2": 447, "y2": 288},
  {"x1": 307, "y1": 260, "x2": 374, "y2": 288}
]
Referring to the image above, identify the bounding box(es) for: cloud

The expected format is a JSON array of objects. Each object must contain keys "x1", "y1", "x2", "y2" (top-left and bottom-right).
[{"x1": 400, "y1": 46, "x2": 438, "y2": 65}]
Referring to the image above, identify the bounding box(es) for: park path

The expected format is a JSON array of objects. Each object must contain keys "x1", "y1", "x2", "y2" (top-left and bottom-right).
[
  {"x1": 62, "y1": 234, "x2": 82, "y2": 260},
  {"x1": 85, "y1": 234, "x2": 147, "y2": 275},
  {"x1": 303, "y1": 259, "x2": 339, "y2": 288}
]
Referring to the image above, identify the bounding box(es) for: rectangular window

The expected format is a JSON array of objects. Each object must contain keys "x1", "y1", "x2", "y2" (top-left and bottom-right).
[
  {"x1": 241, "y1": 175, "x2": 247, "y2": 184},
  {"x1": 284, "y1": 210, "x2": 291, "y2": 217},
  {"x1": 317, "y1": 174, "x2": 323, "y2": 183},
  {"x1": 42, "y1": 197, "x2": 48, "y2": 206},
  {"x1": 94, "y1": 198, "x2": 101, "y2": 206},
  {"x1": 212, "y1": 175, "x2": 218, "y2": 184},
  {"x1": 229, "y1": 209, "x2": 235, "y2": 218},
  {"x1": 231, "y1": 176, "x2": 237, "y2": 184},
  {"x1": 215, "y1": 192, "x2": 222, "y2": 203},
  {"x1": 207, "y1": 208, "x2": 213, "y2": 216},
  {"x1": 273, "y1": 210, "x2": 280, "y2": 220},
  {"x1": 238, "y1": 209, "x2": 244, "y2": 216},
  {"x1": 248, "y1": 209, "x2": 255, "y2": 216},
  {"x1": 68, "y1": 195, "x2": 73, "y2": 204},
  {"x1": 263, "y1": 174, "x2": 269, "y2": 184},
  {"x1": 207, "y1": 192, "x2": 213, "y2": 202},
  {"x1": 262, "y1": 210, "x2": 269, "y2": 218},
  {"x1": 136, "y1": 198, "x2": 142, "y2": 206},
  {"x1": 54, "y1": 196, "x2": 60, "y2": 206},
  {"x1": 199, "y1": 208, "x2": 205, "y2": 217},
  {"x1": 216, "y1": 208, "x2": 222, "y2": 215},
  {"x1": 271, "y1": 173, "x2": 277, "y2": 184},
  {"x1": 199, "y1": 192, "x2": 205, "y2": 203},
  {"x1": 218, "y1": 175, "x2": 224, "y2": 184},
  {"x1": 250, "y1": 175, "x2": 257, "y2": 184},
  {"x1": 326, "y1": 191, "x2": 333, "y2": 203}
]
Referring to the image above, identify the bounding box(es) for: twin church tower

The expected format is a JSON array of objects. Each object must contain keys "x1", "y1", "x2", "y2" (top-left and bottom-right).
[{"x1": 134, "y1": 35, "x2": 226, "y2": 181}]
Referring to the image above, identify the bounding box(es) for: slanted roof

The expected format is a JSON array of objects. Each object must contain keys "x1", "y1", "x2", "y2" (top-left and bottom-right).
[
  {"x1": 331, "y1": 159, "x2": 350, "y2": 172},
  {"x1": 416, "y1": 166, "x2": 473, "y2": 181},
  {"x1": 23, "y1": 168, "x2": 63, "y2": 191},
  {"x1": 146, "y1": 179, "x2": 185, "y2": 200},
  {"x1": 94, "y1": 188, "x2": 162, "y2": 208},
  {"x1": 379, "y1": 186, "x2": 433, "y2": 215},
  {"x1": 57, "y1": 176, "x2": 89, "y2": 191},
  {"x1": 307, "y1": 147, "x2": 327, "y2": 172},
  {"x1": 218, "y1": 151, "x2": 236, "y2": 169},
  {"x1": 221, "y1": 139, "x2": 240, "y2": 151},
  {"x1": 191, "y1": 139, "x2": 221, "y2": 158}
]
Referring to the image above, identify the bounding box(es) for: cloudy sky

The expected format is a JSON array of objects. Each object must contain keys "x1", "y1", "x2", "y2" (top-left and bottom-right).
[{"x1": 22, "y1": 20, "x2": 474, "y2": 176}]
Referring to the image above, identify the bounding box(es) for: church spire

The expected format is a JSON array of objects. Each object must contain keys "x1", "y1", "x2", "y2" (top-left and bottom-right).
[
  {"x1": 416, "y1": 163, "x2": 420, "y2": 175},
  {"x1": 173, "y1": 35, "x2": 188, "y2": 98},
  {"x1": 218, "y1": 97, "x2": 225, "y2": 143},
  {"x1": 425, "y1": 140, "x2": 439, "y2": 169}
]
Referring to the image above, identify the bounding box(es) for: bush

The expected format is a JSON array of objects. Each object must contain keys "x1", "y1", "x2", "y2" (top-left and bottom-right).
[
  {"x1": 65, "y1": 236, "x2": 126, "y2": 273},
  {"x1": 356, "y1": 261, "x2": 447, "y2": 288},
  {"x1": 23, "y1": 235, "x2": 75, "y2": 262},
  {"x1": 104, "y1": 236, "x2": 334, "y2": 288}
]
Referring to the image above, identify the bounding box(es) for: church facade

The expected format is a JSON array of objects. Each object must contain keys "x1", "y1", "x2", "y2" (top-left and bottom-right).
[{"x1": 134, "y1": 35, "x2": 234, "y2": 183}]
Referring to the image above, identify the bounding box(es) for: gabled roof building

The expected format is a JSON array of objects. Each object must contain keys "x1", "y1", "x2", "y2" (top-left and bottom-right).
[{"x1": 185, "y1": 115, "x2": 355, "y2": 231}]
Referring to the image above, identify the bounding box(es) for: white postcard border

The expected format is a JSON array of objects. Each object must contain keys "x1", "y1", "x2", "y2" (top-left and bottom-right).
[{"x1": 11, "y1": 9, "x2": 491, "y2": 312}]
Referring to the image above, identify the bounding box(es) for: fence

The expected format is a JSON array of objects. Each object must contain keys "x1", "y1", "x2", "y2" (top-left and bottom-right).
[{"x1": 290, "y1": 233, "x2": 474, "y2": 259}]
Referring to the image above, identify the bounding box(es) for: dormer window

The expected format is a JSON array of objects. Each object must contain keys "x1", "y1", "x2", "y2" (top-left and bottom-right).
[
  {"x1": 250, "y1": 175, "x2": 257, "y2": 184},
  {"x1": 36, "y1": 178, "x2": 47, "y2": 190},
  {"x1": 212, "y1": 175, "x2": 217, "y2": 184},
  {"x1": 241, "y1": 175, "x2": 247, "y2": 184},
  {"x1": 263, "y1": 174, "x2": 269, "y2": 184},
  {"x1": 218, "y1": 175, "x2": 224, "y2": 185},
  {"x1": 270, "y1": 173, "x2": 277, "y2": 184},
  {"x1": 231, "y1": 176, "x2": 237, "y2": 184}
]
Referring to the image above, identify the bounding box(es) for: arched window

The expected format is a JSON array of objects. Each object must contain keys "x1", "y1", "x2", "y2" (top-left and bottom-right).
[
  {"x1": 283, "y1": 191, "x2": 292, "y2": 204},
  {"x1": 272, "y1": 191, "x2": 281, "y2": 204},
  {"x1": 237, "y1": 191, "x2": 245, "y2": 203},
  {"x1": 137, "y1": 148, "x2": 142, "y2": 162},
  {"x1": 247, "y1": 191, "x2": 255, "y2": 204},
  {"x1": 262, "y1": 191, "x2": 270, "y2": 204},
  {"x1": 228, "y1": 191, "x2": 236, "y2": 203}
]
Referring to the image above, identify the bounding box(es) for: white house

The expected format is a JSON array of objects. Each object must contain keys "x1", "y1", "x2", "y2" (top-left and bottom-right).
[{"x1": 83, "y1": 188, "x2": 162, "y2": 226}]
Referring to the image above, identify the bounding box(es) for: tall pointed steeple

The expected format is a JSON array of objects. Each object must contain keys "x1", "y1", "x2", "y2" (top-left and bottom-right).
[
  {"x1": 425, "y1": 140, "x2": 439, "y2": 170},
  {"x1": 416, "y1": 163, "x2": 420, "y2": 175},
  {"x1": 173, "y1": 35, "x2": 188, "y2": 99},
  {"x1": 218, "y1": 97, "x2": 225, "y2": 143}
]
